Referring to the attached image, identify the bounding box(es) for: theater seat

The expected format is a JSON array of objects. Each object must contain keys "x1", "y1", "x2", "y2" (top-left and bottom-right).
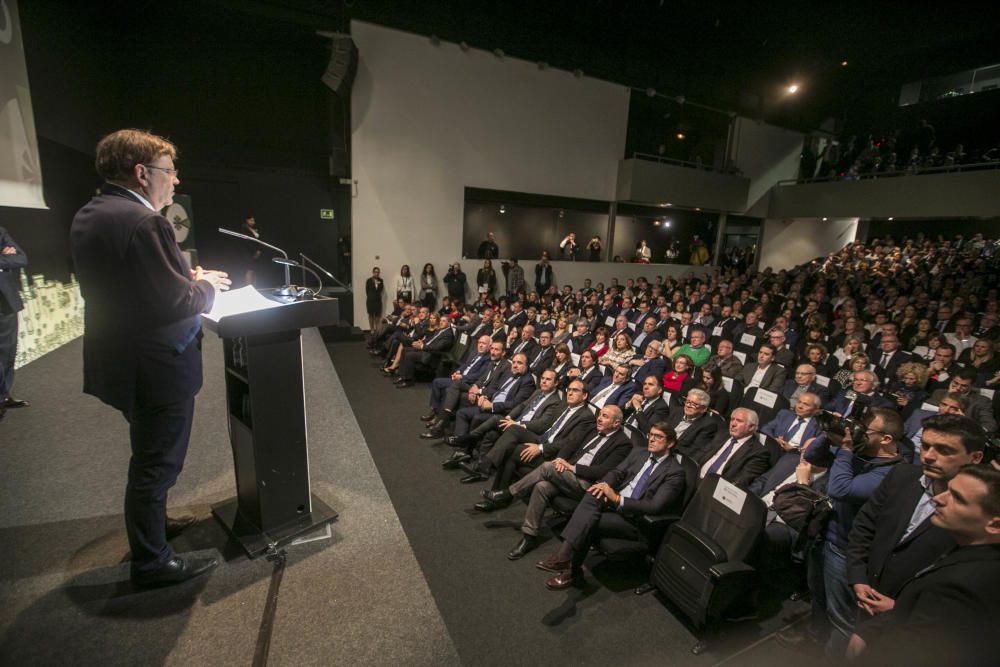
[{"x1": 648, "y1": 475, "x2": 767, "y2": 654}]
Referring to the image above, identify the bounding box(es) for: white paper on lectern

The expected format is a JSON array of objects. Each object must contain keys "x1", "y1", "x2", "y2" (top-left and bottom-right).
[{"x1": 202, "y1": 286, "x2": 283, "y2": 323}]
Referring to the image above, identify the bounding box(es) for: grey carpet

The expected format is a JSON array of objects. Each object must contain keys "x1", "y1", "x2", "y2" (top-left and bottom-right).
[
  {"x1": 0, "y1": 331, "x2": 459, "y2": 666},
  {"x1": 327, "y1": 342, "x2": 811, "y2": 667}
]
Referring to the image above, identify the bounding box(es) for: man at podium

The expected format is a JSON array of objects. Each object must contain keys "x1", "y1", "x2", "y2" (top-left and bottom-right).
[{"x1": 70, "y1": 129, "x2": 230, "y2": 588}]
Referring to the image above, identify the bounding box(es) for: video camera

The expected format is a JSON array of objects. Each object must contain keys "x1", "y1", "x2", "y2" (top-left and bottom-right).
[{"x1": 815, "y1": 391, "x2": 872, "y2": 452}]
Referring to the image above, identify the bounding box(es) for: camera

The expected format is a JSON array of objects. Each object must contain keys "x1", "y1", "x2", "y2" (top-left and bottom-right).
[{"x1": 815, "y1": 391, "x2": 871, "y2": 452}]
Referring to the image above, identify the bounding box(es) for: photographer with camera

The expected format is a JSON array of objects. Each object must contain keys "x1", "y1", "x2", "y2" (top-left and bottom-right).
[{"x1": 785, "y1": 406, "x2": 905, "y2": 657}]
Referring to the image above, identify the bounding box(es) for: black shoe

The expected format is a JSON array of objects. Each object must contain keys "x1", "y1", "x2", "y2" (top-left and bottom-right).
[
  {"x1": 130, "y1": 555, "x2": 218, "y2": 588},
  {"x1": 482, "y1": 489, "x2": 513, "y2": 507},
  {"x1": 420, "y1": 412, "x2": 437, "y2": 422},
  {"x1": 395, "y1": 380, "x2": 414, "y2": 388},
  {"x1": 420, "y1": 427, "x2": 444, "y2": 440},
  {"x1": 441, "y1": 451, "x2": 471, "y2": 469},
  {"x1": 165, "y1": 515, "x2": 197, "y2": 539},
  {"x1": 473, "y1": 499, "x2": 497, "y2": 512},
  {"x1": 459, "y1": 470, "x2": 489, "y2": 484},
  {"x1": 2, "y1": 397, "x2": 29, "y2": 409},
  {"x1": 507, "y1": 535, "x2": 538, "y2": 560}
]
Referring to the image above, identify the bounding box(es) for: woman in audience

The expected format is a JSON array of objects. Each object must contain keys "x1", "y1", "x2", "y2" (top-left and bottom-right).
[
  {"x1": 476, "y1": 259, "x2": 497, "y2": 299},
  {"x1": 381, "y1": 312, "x2": 443, "y2": 376},
  {"x1": 662, "y1": 353, "x2": 697, "y2": 399},
  {"x1": 551, "y1": 316, "x2": 571, "y2": 346},
  {"x1": 795, "y1": 326, "x2": 827, "y2": 362},
  {"x1": 903, "y1": 317, "x2": 933, "y2": 349},
  {"x1": 960, "y1": 338, "x2": 999, "y2": 385},
  {"x1": 662, "y1": 323, "x2": 683, "y2": 359},
  {"x1": 580, "y1": 304, "x2": 598, "y2": 331},
  {"x1": 886, "y1": 361, "x2": 930, "y2": 413},
  {"x1": 419, "y1": 263, "x2": 438, "y2": 309},
  {"x1": 834, "y1": 352, "x2": 871, "y2": 388},
  {"x1": 586, "y1": 326, "x2": 610, "y2": 358},
  {"x1": 700, "y1": 365, "x2": 731, "y2": 416},
  {"x1": 550, "y1": 344, "x2": 575, "y2": 388},
  {"x1": 805, "y1": 342, "x2": 836, "y2": 377},
  {"x1": 915, "y1": 332, "x2": 947, "y2": 361},
  {"x1": 395, "y1": 264, "x2": 414, "y2": 304},
  {"x1": 586, "y1": 235, "x2": 603, "y2": 262},
  {"x1": 634, "y1": 240, "x2": 651, "y2": 263},
  {"x1": 489, "y1": 313, "x2": 507, "y2": 342},
  {"x1": 365, "y1": 266, "x2": 384, "y2": 334},
  {"x1": 600, "y1": 331, "x2": 635, "y2": 370},
  {"x1": 833, "y1": 333, "x2": 865, "y2": 366}
]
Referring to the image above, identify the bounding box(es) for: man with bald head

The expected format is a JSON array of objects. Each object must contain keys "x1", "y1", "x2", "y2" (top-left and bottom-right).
[
  {"x1": 780, "y1": 364, "x2": 830, "y2": 402},
  {"x1": 761, "y1": 392, "x2": 824, "y2": 451}
]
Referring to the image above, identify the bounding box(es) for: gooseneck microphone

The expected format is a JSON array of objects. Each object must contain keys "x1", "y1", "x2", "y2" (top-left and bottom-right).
[
  {"x1": 272, "y1": 257, "x2": 323, "y2": 297},
  {"x1": 217, "y1": 227, "x2": 296, "y2": 296}
]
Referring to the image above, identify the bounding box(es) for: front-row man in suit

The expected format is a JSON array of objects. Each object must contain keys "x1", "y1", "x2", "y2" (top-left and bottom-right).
[
  {"x1": 422, "y1": 334, "x2": 491, "y2": 422},
  {"x1": 692, "y1": 408, "x2": 772, "y2": 490},
  {"x1": 421, "y1": 340, "x2": 509, "y2": 438},
  {"x1": 846, "y1": 415, "x2": 986, "y2": 637},
  {"x1": 760, "y1": 392, "x2": 824, "y2": 451},
  {"x1": 478, "y1": 405, "x2": 632, "y2": 560},
  {"x1": 0, "y1": 226, "x2": 29, "y2": 420},
  {"x1": 847, "y1": 464, "x2": 1000, "y2": 666},
  {"x1": 536, "y1": 422, "x2": 689, "y2": 590},
  {"x1": 452, "y1": 353, "x2": 535, "y2": 437},
  {"x1": 70, "y1": 129, "x2": 231, "y2": 588},
  {"x1": 443, "y1": 369, "x2": 562, "y2": 466}
]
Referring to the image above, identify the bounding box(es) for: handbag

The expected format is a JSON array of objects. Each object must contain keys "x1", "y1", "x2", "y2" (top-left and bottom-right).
[{"x1": 771, "y1": 483, "x2": 833, "y2": 552}]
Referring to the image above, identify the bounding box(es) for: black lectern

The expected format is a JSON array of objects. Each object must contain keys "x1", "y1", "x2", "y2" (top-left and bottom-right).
[{"x1": 202, "y1": 289, "x2": 340, "y2": 557}]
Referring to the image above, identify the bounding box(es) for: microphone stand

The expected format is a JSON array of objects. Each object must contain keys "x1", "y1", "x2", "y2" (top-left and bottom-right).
[
  {"x1": 217, "y1": 227, "x2": 297, "y2": 297},
  {"x1": 300, "y1": 253, "x2": 350, "y2": 291},
  {"x1": 272, "y1": 258, "x2": 323, "y2": 297}
]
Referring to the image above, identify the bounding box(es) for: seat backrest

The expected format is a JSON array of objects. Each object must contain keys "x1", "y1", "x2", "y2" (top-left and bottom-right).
[
  {"x1": 678, "y1": 453, "x2": 701, "y2": 508},
  {"x1": 739, "y1": 387, "x2": 788, "y2": 425},
  {"x1": 676, "y1": 475, "x2": 766, "y2": 563}
]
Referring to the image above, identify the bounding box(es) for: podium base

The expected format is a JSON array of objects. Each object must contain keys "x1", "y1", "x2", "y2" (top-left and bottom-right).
[{"x1": 212, "y1": 495, "x2": 339, "y2": 558}]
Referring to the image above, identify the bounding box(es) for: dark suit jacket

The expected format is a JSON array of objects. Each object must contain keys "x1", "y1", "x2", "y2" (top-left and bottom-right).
[
  {"x1": 542, "y1": 406, "x2": 596, "y2": 457},
  {"x1": 668, "y1": 408, "x2": 721, "y2": 459},
  {"x1": 456, "y1": 351, "x2": 489, "y2": 383},
  {"x1": 567, "y1": 333, "x2": 594, "y2": 354},
  {"x1": 0, "y1": 227, "x2": 26, "y2": 313},
  {"x1": 623, "y1": 394, "x2": 671, "y2": 441},
  {"x1": 414, "y1": 326, "x2": 455, "y2": 364},
  {"x1": 473, "y1": 359, "x2": 511, "y2": 392},
  {"x1": 508, "y1": 338, "x2": 539, "y2": 361},
  {"x1": 70, "y1": 185, "x2": 215, "y2": 411},
  {"x1": 558, "y1": 428, "x2": 631, "y2": 482},
  {"x1": 632, "y1": 329, "x2": 663, "y2": 355},
  {"x1": 846, "y1": 464, "x2": 956, "y2": 597},
  {"x1": 590, "y1": 377, "x2": 636, "y2": 409},
  {"x1": 506, "y1": 390, "x2": 562, "y2": 434},
  {"x1": 608, "y1": 449, "x2": 688, "y2": 517},
  {"x1": 527, "y1": 345, "x2": 555, "y2": 374},
  {"x1": 739, "y1": 362, "x2": 787, "y2": 392},
  {"x1": 484, "y1": 372, "x2": 536, "y2": 414},
  {"x1": 630, "y1": 356, "x2": 666, "y2": 386},
  {"x1": 505, "y1": 310, "x2": 528, "y2": 328},
  {"x1": 759, "y1": 409, "x2": 823, "y2": 445},
  {"x1": 873, "y1": 349, "x2": 912, "y2": 383},
  {"x1": 825, "y1": 390, "x2": 893, "y2": 415},
  {"x1": 858, "y1": 544, "x2": 1000, "y2": 667},
  {"x1": 697, "y1": 432, "x2": 772, "y2": 489},
  {"x1": 576, "y1": 365, "x2": 604, "y2": 393}
]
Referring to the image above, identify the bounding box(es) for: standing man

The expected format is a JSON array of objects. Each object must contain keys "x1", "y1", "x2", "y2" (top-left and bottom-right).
[
  {"x1": 70, "y1": 129, "x2": 231, "y2": 588},
  {"x1": 477, "y1": 232, "x2": 499, "y2": 259},
  {"x1": 0, "y1": 227, "x2": 29, "y2": 420}
]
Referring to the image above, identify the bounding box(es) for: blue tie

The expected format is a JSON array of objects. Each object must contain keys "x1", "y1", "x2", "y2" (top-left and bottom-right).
[
  {"x1": 461, "y1": 354, "x2": 483, "y2": 375},
  {"x1": 629, "y1": 456, "x2": 658, "y2": 498},
  {"x1": 541, "y1": 408, "x2": 572, "y2": 443},
  {"x1": 520, "y1": 392, "x2": 547, "y2": 421},
  {"x1": 785, "y1": 417, "x2": 805, "y2": 439},
  {"x1": 492, "y1": 376, "x2": 518, "y2": 403},
  {"x1": 706, "y1": 438, "x2": 740, "y2": 476}
]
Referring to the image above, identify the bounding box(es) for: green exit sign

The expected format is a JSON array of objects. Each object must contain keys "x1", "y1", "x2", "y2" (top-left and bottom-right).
[{"x1": 320, "y1": 209, "x2": 335, "y2": 220}]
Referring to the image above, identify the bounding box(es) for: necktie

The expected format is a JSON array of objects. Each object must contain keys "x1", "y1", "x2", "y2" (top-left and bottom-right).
[
  {"x1": 577, "y1": 434, "x2": 605, "y2": 458},
  {"x1": 706, "y1": 438, "x2": 740, "y2": 476},
  {"x1": 493, "y1": 376, "x2": 517, "y2": 403},
  {"x1": 785, "y1": 417, "x2": 805, "y2": 439},
  {"x1": 520, "y1": 392, "x2": 547, "y2": 421},
  {"x1": 880, "y1": 352, "x2": 889, "y2": 369},
  {"x1": 461, "y1": 354, "x2": 483, "y2": 375},
  {"x1": 541, "y1": 408, "x2": 573, "y2": 443},
  {"x1": 532, "y1": 349, "x2": 545, "y2": 367},
  {"x1": 592, "y1": 383, "x2": 617, "y2": 406},
  {"x1": 629, "y1": 456, "x2": 658, "y2": 498}
]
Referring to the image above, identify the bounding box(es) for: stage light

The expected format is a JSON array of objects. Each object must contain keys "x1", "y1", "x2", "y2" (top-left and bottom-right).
[
  {"x1": 676, "y1": 132, "x2": 686, "y2": 140},
  {"x1": 822, "y1": 217, "x2": 828, "y2": 221},
  {"x1": 888, "y1": 217, "x2": 894, "y2": 221},
  {"x1": 841, "y1": 60, "x2": 848, "y2": 66},
  {"x1": 695, "y1": 207, "x2": 701, "y2": 211},
  {"x1": 665, "y1": 220, "x2": 672, "y2": 228},
  {"x1": 654, "y1": 220, "x2": 661, "y2": 226},
  {"x1": 787, "y1": 84, "x2": 799, "y2": 94},
  {"x1": 499, "y1": 205, "x2": 506, "y2": 214}
]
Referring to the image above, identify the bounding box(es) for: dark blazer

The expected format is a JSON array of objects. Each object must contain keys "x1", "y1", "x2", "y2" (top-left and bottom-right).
[
  {"x1": 484, "y1": 372, "x2": 536, "y2": 414},
  {"x1": 542, "y1": 406, "x2": 596, "y2": 458},
  {"x1": 630, "y1": 356, "x2": 667, "y2": 386},
  {"x1": 825, "y1": 390, "x2": 893, "y2": 415},
  {"x1": 590, "y1": 376, "x2": 636, "y2": 409},
  {"x1": 759, "y1": 409, "x2": 823, "y2": 445},
  {"x1": 527, "y1": 345, "x2": 555, "y2": 375},
  {"x1": 576, "y1": 365, "x2": 604, "y2": 393},
  {"x1": 697, "y1": 432, "x2": 772, "y2": 489},
  {"x1": 508, "y1": 337, "x2": 539, "y2": 361},
  {"x1": 773, "y1": 346, "x2": 796, "y2": 368},
  {"x1": 70, "y1": 186, "x2": 215, "y2": 411},
  {"x1": 667, "y1": 408, "x2": 721, "y2": 459},
  {"x1": 0, "y1": 227, "x2": 26, "y2": 313},
  {"x1": 858, "y1": 544, "x2": 1000, "y2": 667},
  {"x1": 632, "y1": 329, "x2": 663, "y2": 355},
  {"x1": 506, "y1": 389, "x2": 563, "y2": 434},
  {"x1": 558, "y1": 428, "x2": 632, "y2": 482},
  {"x1": 778, "y1": 379, "x2": 830, "y2": 402},
  {"x1": 749, "y1": 451, "x2": 804, "y2": 497},
  {"x1": 872, "y1": 349, "x2": 912, "y2": 383},
  {"x1": 456, "y1": 351, "x2": 490, "y2": 383},
  {"x1": 739, "y1": 362, "x2": 787, "y2": 392},
  {"x1": 505, "y1": 310, "x2": 528, "y2": 329},
  {"x1": 607, "y1": 449, "x2": 688, "y2": 517},
  {"x1": 567, "y1": 333, "x2": 594, "y2": 354},
  {"x1": 847, "y1": 464, "x2": 956, "y2": 597},
  {"x1": 623, "y1": 394, "x2": 671, "y2": 438},
  {"x1": 473, "y1": 358, "x2": 511, "y2": 391},
  {"x1": 414, "y1": 326, "x2": 455, "y2": 361}
]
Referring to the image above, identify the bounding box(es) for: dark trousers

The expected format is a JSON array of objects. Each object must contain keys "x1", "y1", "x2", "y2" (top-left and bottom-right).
[
  {"x1": 429, "y1": 377, "x2": 453, "y2": 411},
  {"x1": 561, "y1": 492, "x2": 641, "y2": 572},
  {"x1": 0, "y1": 311, "x2": 17, "y2": 398},
  {"x1": 122, "y1": 396, "x2": 196, "y2": 571}
]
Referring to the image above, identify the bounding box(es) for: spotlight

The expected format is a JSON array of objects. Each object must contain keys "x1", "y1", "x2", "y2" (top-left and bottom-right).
[
  {"x1": 822, "y1": 217, "x2": 828, "y2": 221},
  {"x1": 646, "y1": 87, "x2": 657, "y2": 97},
  {"x1": 787, "y1": 84, "x2": 800, "y2": 94},
  {"x1": 695, "y1": 207, "x2": 701, "y2": 211},
  {"x1": 654, "y1": 220, "x2": 661, "y2": 226},
  {"x1": 658, "y1": 202, "x2": 671, "y2": 207},
  {"x1": 888, "y1": 217, "x2": 894, "y2": 221},
  {"x1": 840, "y1": 60, "x2": 848, "y2": 66},
  {"x1": 493, "y1": 48, "x2": 505, "y2": 58},
  {"x1": 499, "y1": 205, "x2": 506, "y2": 214},
  {"x1": 665, "y1": 220, "x2": 672, "y2": 228},
  {"x1": 676, "y1": 132, "x2": 685, "y2": 140}
]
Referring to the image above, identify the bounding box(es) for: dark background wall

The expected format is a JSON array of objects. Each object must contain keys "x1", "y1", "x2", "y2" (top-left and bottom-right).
[{"x1": 0, "y1": 1, "x2": 351, "y2": 286}]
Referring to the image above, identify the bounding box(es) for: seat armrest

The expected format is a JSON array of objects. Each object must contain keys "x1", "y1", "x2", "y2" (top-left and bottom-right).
[
  {"x1": 708, "y1": 561, "x2": 755, "y2": 580},
  {"x1": 669, "y1": 522, "x2": 728, "y2": 562}
]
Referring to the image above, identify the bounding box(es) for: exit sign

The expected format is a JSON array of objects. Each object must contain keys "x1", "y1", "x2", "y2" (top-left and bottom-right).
[{"x1": 320, "y1": 209, "x2": 335, "y2": 220}]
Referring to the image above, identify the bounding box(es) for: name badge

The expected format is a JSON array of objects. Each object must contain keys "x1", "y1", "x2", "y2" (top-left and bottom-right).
[
  {"x1": 605, "y1": 316, "x2": 615, "y2": 327},
  {"x1": 571, "y1": 353, "x2": 581, "y2": 365},
  {"x1": 814, "y1": 374, "x2": 830, "y2": 387},
  {"x1": 713, "y1": 326, "x2": 723, "y2": 337},
  {"x1": 740, "y1": 333, "x2": 756, "y2": 346},
  {"x1": 754, "y1": 388, "x2": 778, "y2": 408},
  {"x1": 460, "y1": 333, "x2": 469, "y2": 345}
]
